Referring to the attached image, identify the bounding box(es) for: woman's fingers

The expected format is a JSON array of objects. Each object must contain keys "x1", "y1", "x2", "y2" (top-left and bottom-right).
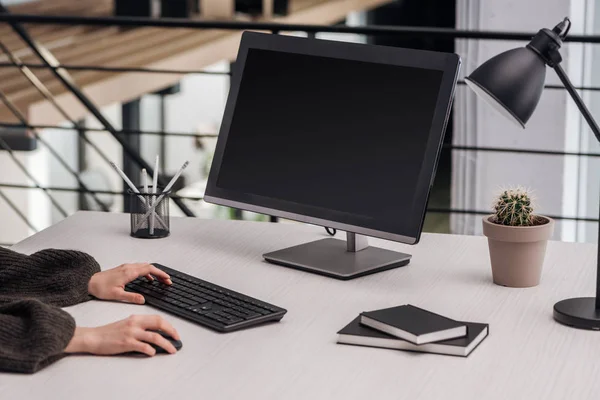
[
  {"x1": 133, "y1": 264, "x2": 172, "y2": 285},
  {"x1": 137, "y1": 330, "x2": 177, "y2": 354},
  {"x1": 128, "y1": 339, "x2": 156, "y2": 357},
  {"x1": 139, "y1": 315, "x2": 181, "y2": 340},
  {"x1": 117, "y1": 290, "x2": 145, "y2": 304}
]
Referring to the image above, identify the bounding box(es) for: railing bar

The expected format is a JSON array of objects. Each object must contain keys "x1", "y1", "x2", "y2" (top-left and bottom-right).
[
  {"x1": 445, "y1": 144, "x2": 600, "y2": 158},
  {"x1": 0, "y1": 182, "x2": 204, "y2": 201},
  {"x1": 2, "y1": 121, "x2": 600, "y2": 157},
  {"x1": 0, "y1": 182, "x2": 598, "y2": 223},
  {"x1": 455, "y1": 80, "x2": 600, "y2": 93},
  {"x1": 0, "y1": 61, "x2": 228, "y2": 76},
  {"x1": 2, "y1": 14, "x2": 600, "y2": 43},
  {"x1": 3, "y1": 120, "x2": 600, "y2": 157},
  {"x1": 1, "y1": 64, "x2": 600, "y2": 92},
  {"x1": 0, "y1": 188, "x2": 39, "y2": 232},
  {"x1": 0, "y1": 122, "x2": 218, "y2": 138},
  {"x1": 427, "y1": 208, "x2": 599, "y2": 223}
]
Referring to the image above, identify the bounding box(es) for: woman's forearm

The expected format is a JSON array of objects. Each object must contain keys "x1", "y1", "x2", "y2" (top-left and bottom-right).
[{"x1": 0, "y1": 247, "x2": 101, "y2": 307}]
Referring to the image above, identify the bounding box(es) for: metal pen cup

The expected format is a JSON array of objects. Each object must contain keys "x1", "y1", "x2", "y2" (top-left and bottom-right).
[{"x1": 129, "y1": 186, "x2": 171, "y2": 239}]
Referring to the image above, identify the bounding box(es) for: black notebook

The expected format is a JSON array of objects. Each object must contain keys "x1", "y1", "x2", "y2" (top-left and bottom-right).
[
  {"x1": 338, "y1": 317, "x2": 488, "y2": 357},
  {"x1": 360, "y1": 305, "x2": 467, "y2": 344}
]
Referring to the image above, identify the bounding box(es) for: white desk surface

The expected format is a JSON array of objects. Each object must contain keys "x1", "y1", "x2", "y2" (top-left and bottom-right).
[{"x1": 1, "y1": 211, "x2": 599, "y2": 400}]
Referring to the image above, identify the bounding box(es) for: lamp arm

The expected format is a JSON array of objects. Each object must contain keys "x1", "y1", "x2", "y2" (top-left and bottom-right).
[
  {"x1": 554, "y1": 63, "x2": 600, "y2": 308},
  {"x1": 554, "y1": 64, "x2": 600, "y2": 143}
]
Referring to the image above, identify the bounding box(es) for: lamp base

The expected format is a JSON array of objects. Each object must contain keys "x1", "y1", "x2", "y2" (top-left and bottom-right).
[{"x1": 553, "y1": 297, "x2": 600, "y2": 330}]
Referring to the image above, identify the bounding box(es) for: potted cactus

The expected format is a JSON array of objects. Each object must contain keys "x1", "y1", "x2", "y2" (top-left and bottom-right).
[{"x1": 482, "y1": 188, "x2": 555, "y2": 287}]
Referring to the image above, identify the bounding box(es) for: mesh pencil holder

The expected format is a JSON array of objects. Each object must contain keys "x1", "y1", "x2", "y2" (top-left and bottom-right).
[{"x1": 129, "y1": 187, "x2": 171, "y2": 239}]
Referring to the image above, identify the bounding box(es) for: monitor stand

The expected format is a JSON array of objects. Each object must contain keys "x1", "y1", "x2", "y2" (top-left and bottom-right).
[{"x1": 263, "y1": 232, "x2": 411, "y2": 280}]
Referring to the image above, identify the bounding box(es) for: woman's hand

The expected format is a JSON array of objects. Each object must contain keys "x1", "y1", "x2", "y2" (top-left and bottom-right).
[
  {"x1": 65, "y1": 315, "x2": 181, "y2": 356},
  {"x1": 88, "y1": 263, "x2": 172, "y2": 304}
]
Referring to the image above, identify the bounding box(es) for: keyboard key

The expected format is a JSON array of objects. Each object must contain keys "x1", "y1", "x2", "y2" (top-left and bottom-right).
[
  {"x1": 214, "y1": 311, "x2": 233, "y2": 319},
  {"x1": 204, "y1": 313, "x2": 221, "y2": 321},
  {"x1": 232, "y1": 306, "x2": 250, "y2": 314},
  {"x1": 223, "y1": 309, "x2": 246, "y2": 319},
  {"x1": 179, "y1": 298, "x2": 197, "y2": 306}
]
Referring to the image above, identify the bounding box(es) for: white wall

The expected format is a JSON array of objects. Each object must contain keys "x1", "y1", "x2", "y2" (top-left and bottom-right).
[{"x1": 0, "y1": 150, "x2": 50, "y2": 244}]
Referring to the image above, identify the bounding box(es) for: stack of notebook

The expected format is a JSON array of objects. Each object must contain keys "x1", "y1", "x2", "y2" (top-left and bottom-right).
[{"x1": 337, "y1": 304, "x2": 488, "y2": 357}]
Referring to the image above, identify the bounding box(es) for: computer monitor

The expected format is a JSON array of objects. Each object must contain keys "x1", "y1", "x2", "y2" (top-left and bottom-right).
[{"x1": 205, "y1": 32, "x2": 460, "y2": 279}]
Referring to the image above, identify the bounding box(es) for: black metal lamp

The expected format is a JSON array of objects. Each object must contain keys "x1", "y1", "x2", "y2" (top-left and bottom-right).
[{"x1": 466, "y1": 17, "x2": 600, "y2": 330}]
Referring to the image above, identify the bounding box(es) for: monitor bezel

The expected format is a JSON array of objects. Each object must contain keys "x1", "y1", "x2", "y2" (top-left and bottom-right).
[{"x1": 205, "y1": 31, "x2": 460, "y2": 245}]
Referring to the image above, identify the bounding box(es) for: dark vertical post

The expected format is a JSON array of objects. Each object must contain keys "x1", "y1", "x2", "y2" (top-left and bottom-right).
[
  {"x1": 120, "y1": 99, "x2": 141, "y2": 212},
  {"x1": 76, "y1": 119, "x2": 88, "y2": 210},
  {"x1": 597, "y1": 194, "x2": 600, "y2": 308},
  {"x1": 159, "y1": 94, "x2": 167, "y2": 171},
  {"x1": 154, "y1": 84, "x2": 181, "y2": 172}
]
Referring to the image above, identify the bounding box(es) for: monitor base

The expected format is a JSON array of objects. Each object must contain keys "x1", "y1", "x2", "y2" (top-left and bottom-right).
[{"x1": 263, "y1": 238, "x2": 411, "y2": 280}]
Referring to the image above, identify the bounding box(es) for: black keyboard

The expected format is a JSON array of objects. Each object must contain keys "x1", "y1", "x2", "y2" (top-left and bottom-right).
[{"x1": 125, "y1": 263, "x2": 287, "y2": 332}]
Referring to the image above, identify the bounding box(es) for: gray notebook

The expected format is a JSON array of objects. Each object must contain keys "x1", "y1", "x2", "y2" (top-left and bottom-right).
[{"x1": 360, "y1": 304, "x2": 467, "y2": 344}]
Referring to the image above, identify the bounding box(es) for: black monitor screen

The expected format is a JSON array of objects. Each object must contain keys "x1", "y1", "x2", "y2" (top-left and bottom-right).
[{"x1": 215, "y1": 47, "x2": 445, "y2": 238}]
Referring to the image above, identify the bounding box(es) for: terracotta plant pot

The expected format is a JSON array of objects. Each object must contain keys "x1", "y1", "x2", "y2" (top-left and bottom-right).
[{"x1": 482, "y1": 215, "x2": 555, "y2": 288}]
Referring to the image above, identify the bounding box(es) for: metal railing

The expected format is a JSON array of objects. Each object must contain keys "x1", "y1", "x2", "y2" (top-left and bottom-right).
[{"x1": 1, "y1": 11, "x2": 600, "y2": 233}]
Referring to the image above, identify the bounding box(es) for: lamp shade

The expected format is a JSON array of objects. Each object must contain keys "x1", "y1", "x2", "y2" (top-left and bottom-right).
[{"x1": 465, "y1": 47, "x2": 547, "y2": 127}]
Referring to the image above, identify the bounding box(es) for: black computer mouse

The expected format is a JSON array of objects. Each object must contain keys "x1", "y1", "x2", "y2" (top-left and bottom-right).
[{"x1": 146, "y1": 330, "x2": 183, "y2": 354}]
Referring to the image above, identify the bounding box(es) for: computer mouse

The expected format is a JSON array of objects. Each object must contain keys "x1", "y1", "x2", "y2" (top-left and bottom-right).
[{"x1": 146, "y1": 330, "x2": 183, "y2": 354}]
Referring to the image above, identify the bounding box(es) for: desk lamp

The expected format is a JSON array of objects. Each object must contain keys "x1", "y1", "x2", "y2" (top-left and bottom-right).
[{"x1": 465, "y1": 17, "x2": 600, "y2": 330}]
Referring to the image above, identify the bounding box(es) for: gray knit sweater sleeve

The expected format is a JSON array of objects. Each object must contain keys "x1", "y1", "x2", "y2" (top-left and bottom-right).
[{"x1": 0, "y1": 246, "x2": 101, "y2": 374}]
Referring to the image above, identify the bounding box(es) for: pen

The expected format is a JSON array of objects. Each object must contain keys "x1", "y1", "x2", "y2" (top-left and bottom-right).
[
  {"x1": 161, "y1": 160, "x2": 189, "y2": 194},
  {"x1": 110, "y1": 161, "x2": 141, "y2": 195},
  {"x1": 150, "y1": 156, "x2": 159, "y2": 235},
  {"x1": 142, "y1": 168, "x2": 149, "y2": 212},
  {"x1": 142, "y1": 168, "x2": 149, "y2": 194}
]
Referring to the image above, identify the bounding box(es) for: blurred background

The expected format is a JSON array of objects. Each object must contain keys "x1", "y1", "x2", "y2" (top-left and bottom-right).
[{"x1": 1, "y1": 0, "x2": 599, "y2": 247}]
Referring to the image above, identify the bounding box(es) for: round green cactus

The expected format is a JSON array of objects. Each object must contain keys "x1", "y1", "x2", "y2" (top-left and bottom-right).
[{"x1": 492, "y1": 188, "x2": 534, "y2": 226}]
